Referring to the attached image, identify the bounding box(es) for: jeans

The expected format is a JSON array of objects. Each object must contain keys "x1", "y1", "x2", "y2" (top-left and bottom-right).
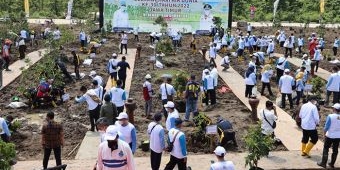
[
  {"x1": 120, "y1": 43, "x2": 127, "y2": 54},
  {"x1": 145, "y1": 99, "x2": 152, "y2": 116},
  {"x1": 276, "y1": 69, "x2": 284, "y2": 84},
  {"x1": 185, "y1": 99, "x2": 197, "y2": 120},
  {"x1": 150, "y1": 149, "x2": 162, "y2": 170},
  {"x1": 43, "y1": 147, "x2": 62, "y2": 169},
  {"x1": 295, "y1": 90, "x2": 303, "y2": 105},
  {"x1": 261, "y1": 82, "x2": 273, "y2": 96},
  {"x1": 281, "y1": 93, "x2": 293, "y2": 108},
  {"x1": 3, "y1": 57, "x2": 10, "y2": 70},
  {"x1": 0, "y1": 134, "x2": 9, "y2": 142},
  {"x1": 164, "y1": 155, "x2": 187, "y2": 170},
  {"x1": 205, "y1": 89, "x2": 216, "y2": 105},
  {"x1": 89, "y1": 105, "x2": 100, "y2": 131},
  {"x1": 245, "y1": 85, "x2": 254, "y2": 98},
  {"x1": 321, "y1": 137, "x2": 340, "y2": 165},
  {"x1": 298, "y1": 46, "x2": 302, "y2": 54},
  {"x1": 325, "y1": 90, "x2": 339, "y2": 105},
  {"x1": 314, "y1": 60, "x2": 319, "y2": 72}
]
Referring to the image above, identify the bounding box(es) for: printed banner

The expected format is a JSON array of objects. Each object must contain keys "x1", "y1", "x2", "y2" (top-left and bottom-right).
[{"x1": 104, "y1": 0, "x2": 229, "y2": 33}]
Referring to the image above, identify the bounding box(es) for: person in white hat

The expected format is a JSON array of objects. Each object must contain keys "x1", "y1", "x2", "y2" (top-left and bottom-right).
[
  {"x1": 107, "y1": 53, "x2": 119, "y2": 87},
  {"x1": 203, "y1": 68, "x2": 216, "y2": 105},
  {"x1": 278, "y1": 69, "x2": 295, "y2": 109},
  {"x1": 267, "y1": 38, "x2": 275, "y2": 58},
  {"x1": 317, "y1": 103, "x2": 340, "y2": 168},
  {"x1": 115, "y1": 112, "x2": 137, "y2": 154},
  {"x1": 164, "y1": 101, "x2": 179, "y2": 131},
  {"x1": 301, "y1": 54, "x2": 311, "y2": 75},
  {"x1": 143, "y1": 74, "x2": 154, "y2": 118},
  {"x1": 96, "y1": 125, "x2": 135, "y2": 170},
  {"x1": 89, "y1": 70, "x2": 104, "y2": 87},
  {"x1": 313, "y1": 45, "x2": 322, "y2": 73},
  {"x1": 209, "y1": 42, "x2": 217, "y2": 67},
  {"x1": 298, "y1": 36, "x2": 304, "y2": 54},
  {"x1": 276, "y1": 54, "x2": 289, "y2": 84},
  {"x1": 210, "y1": 146, "x2": 235, "y2": 170}
]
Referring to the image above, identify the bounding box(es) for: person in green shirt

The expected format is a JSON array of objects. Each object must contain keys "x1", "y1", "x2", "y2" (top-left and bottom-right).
[{"x1": 100, "y1": 94, "x2": 118, "y2": 125}]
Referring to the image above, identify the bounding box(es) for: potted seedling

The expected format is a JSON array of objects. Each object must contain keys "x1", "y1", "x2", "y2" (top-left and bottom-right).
[
  {"x1": 310, "y1": 77, "x2": 326, "y2": 105},
  {"x1": 245, "y1": 123, "x2": 274, "y2": 170}
]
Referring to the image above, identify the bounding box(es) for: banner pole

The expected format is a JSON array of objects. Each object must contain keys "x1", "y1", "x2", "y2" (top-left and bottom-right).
[{"x1": 228, "y1": 0, "x2": 233, "y2": 29}]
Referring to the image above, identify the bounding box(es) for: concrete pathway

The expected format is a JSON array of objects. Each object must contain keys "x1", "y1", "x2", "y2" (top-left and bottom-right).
[
  {"x1": 1, "y1": 49, "x2": 47, "y2": 90},
  {"x1": 273, "y1": 53, "x2": 331, "y2": 81},
  {"x1": 75, "y1": 48, "x2": 136, "y2": 160},
  {"x1": 205, "y1": 52, "x2": 323, "y2": 151},
  {"x1": 14, "y1": 150, "x2": 340, "y2": 169}
]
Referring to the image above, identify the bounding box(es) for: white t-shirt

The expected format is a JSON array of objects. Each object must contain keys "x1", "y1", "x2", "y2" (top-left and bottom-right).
[
  {"x1": 259, "y1": 109, "x2": 277, "y2": 135},
  {"x1": 20, "y1": 30, "x2": 27, "y2": 39},
  {"x1": 121, "y1": 34, "x2": 128, "y2": 44},
  {"x1": 210, "y1": 161, "x2": 235, "y2": 170},
  {"x1": 160, "y1": 83, "x2": 176, "y2": 100},
  {"x1": 147, "y1": 122, "x2": 164, "y2": 153},
  {"x1": 83, "y1": 89, "x2": 100, "y2": 110},
  {"x1": 53, "y1": 30, "x2": 61, "y2": 40}
]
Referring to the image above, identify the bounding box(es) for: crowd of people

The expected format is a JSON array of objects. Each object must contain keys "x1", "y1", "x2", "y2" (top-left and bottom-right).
[{"x1": 2, "y1": 21, "x2": 340, "y2": 170}]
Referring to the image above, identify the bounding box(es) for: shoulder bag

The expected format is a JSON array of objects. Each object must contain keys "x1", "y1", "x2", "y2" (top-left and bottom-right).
[
  {"x1": 165, "y1": 83, "x2": 173, "y2": 101},
  {"x1": 263, "y1": 110, "x2": 276, "y2": 129},
  {"x1": 166, "y1": 130, "x2": 180, "y2": 152}
]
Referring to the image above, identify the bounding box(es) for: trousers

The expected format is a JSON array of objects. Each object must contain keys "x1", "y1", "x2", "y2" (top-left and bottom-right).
[{"x1": 43, "y1": 147, "x2": 62, "y2": 169}]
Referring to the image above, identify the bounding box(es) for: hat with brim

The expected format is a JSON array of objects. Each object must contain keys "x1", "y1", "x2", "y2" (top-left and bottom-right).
[
  {"x1": 214, "y1": 146, "x2": 226, "y2": 156},
  {"x1": 203, "y1": 4, "x2": 212, "y2": 9},
  {"x1": 104, "y1": 125, "x2": 119, "y2": 140},
  {"x1": 164, "y1": 101, "x2": 175, "y2": 108},
  {"x1": 89, "y1": 71, "x2": 96, "y2": 77},
  {"x1": 284, "y1": 69, "x2": 290, "y2": 73},
  {"x1": 332, "y1": 103, "x2": 340, "y2": 110},
  {"x1": 116, "y1": 112, "x2": 129, "y2": 120}
]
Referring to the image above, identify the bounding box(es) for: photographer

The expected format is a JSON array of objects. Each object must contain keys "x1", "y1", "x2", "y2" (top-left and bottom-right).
[{"x1": 259, "y1": 101, "x2": 278, "y2": 138}]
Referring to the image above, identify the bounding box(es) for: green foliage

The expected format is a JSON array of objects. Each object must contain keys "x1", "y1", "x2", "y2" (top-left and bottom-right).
[
  {"x1": 244, "y1": 123, "x2": 274, "y2": 169},
  {"x1": 155, "y1": 38, "x2": 174, "y2": 55},
  {"x1": 310, "y1": 77, "x2": 326, "y2": 99},
  {"x1": 213, "y1": 16, "x2": 222, "y2": 28},
  {"x1": 173, "y1": 72, "x2": 189, "y2": 96},
  {"x1": 9, "y1": 120, "x2": 21, "y2": 133},
  {"x1": 0, "y1": 140, "x2": 16, "y2": 170}
]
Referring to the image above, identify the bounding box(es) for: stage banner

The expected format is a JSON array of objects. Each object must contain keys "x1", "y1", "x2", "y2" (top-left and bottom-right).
[{"x1": 103, "y1": 0, "x2": 229, "y2": 33}]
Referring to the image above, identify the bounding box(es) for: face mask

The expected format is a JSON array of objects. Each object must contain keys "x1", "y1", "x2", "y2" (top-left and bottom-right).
[
  {"x1": 204, "y1": 9, "x2": 210, "y2": 16},
  {"x1": 107, "y1": 140, "x2": 118, "y2": 151}
]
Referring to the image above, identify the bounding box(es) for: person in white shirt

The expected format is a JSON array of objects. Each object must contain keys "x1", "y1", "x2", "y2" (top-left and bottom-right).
[
  {"x1": 160, "y1": 78, "x2": 176, "y2": 118},
  {"x1": 325, "y1": 67, "x2": 340, "y2": 106},
  {"x1": 203, "y1": 69, "x2": 217, "y2": 105},
  {"x1": 247, "y1": 23, "x2": 252, "y2": 35},
  {"x1": 150, "y1": 32, "x2": 156, "y2": 44},
  {"x1": 301, "y1": 54, "x2": 311, "y2": 74},
  {"x1": 260, "y1": 64, "x2": 274, "y2": 96},
  {"x1": 89, "y1": 70, "x2": 104, "y2": 87},
  {"x1": 313, "y1": 46, "x2": 322, "y2": 73},
  {"x1": 107, "y1": 53, "x2": 119, "y2": 86},
  {"x1": 75, "y1": 86, "x2": 101, "y2": 132},
  {"x1": 298, "y1": 36, "x2": 304, "y2": 54},
  {"x1": 237, "y1": 37, "x2": 245, "y2": 57},
  {"x1": 92, "y1": 80, "x2": 104, "y2": 101},
  {"x1": 279, "y1": 69, "x2": 295, "y2": 109},
  {"x1": 147, "y1": 113, "x2": 165, "y2": 170},
  {"x1": 276, "y1": 54, "x2": 289, "y2": 84},
  {"x1": 210, "y1": 146, "x2": 235, "y2": 170},
  {"x1": 267, "y1": 39, "x2": 275, "y2": 58},
  {"x1": 120, "y1": 31, "x2": 128, "y2": 54},
  {"x1": 259, "y1": 101, "x2": 278, "y2": 137},
  {"x1": 284, "y1": 36, "x2": 294, "y2": 58},
  {"x1": 115, "y1": 112, "x2": 137, "y2": 154},
  {"x1": 96, "y1": 125, "x2": 135, "y2": 170},
  {"x1": 209, "y1": 42, "x2": 217, "y2": 67},
  {"x1": 0, "y1": 116, "x2": 11, "y2": 142},
  {"x1": 278, "y1": 31, "x2": 286, "y2": 48},
  {"x1": 53, "y1": 27, "x2": 61, "y2": 40},
  {"x1": 164, "y1": 118, "x2": 187, "y2": 170},
  {"x1": 220, "y1": 54, "x2": 230, "y2": 71},
  {"x1": 133, "y1": 27, "x2": 139, "y2": 41},
  {"x1": 143, "y1": 74, "x2": 154, "y2": 117},
  {"x1": 109, "y1": 80, "x2": 127, "y2": 114},
  {"x1": 210, "y1": 64, "x2": 218, "y2": 89},
  {"x1": 164, "y1": 101, "x2": 180, "y2": 131},
  {"x1": 317, "y1": 103, "x2": 340, "y2": 168},
  {"x1": 333, "y1": 37, "x2": 339, "y2": 56},
  {"x1": 244, "y1": 66, "x2": 256, "y2": 98},
  {"x1": 299, "y1": 96, "x2": 320, "y2": 157}
]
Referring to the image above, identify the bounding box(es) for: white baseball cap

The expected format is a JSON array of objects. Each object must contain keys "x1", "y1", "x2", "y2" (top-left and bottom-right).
[
  {"x1": 104, "y1": 125, "x2": 119, "y2": 140},
  {"x1": 112, "y1": 53, "x2": 117, "y2": 57},
  {"x1": 204, "y1": 69, "x2": 210, "y2": 74},
  {"x1": 116, "y1": 112, "x2": 129, "y2": 120},
  {"x1": 284, "y1": 69, "x2": 290, "y2": 73},
  {"x1": 145, "y1": 74, "x2": 152, "y2": 79},
  {"x1": 89, "y1": 70, "x2": 96, "y2": 77},
  {"x1": 302, "y1": 54, "x2": 308, "y2": 58},
  {"x1": 332, "y1": 103, "x2": 340, "y2": 110},
  {"x1": 164, "y1": 101, "x2": 175, "y2": 108},
  {"x1": 214, "y1": 146, "x2": 226, "y2": 156}
]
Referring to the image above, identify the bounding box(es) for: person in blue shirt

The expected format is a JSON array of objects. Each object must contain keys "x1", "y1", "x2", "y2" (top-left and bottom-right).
[
  {"x1": 333, "y1": 37, "x2": 339, "y2": 56},
  {"x1": 244, "y1": 66, "x2": 256, "y2": 98},
  {"x1": 0, "y1": 116, "x2": 11, "y2": 142},
  {"x1": 164, "y1": 118, "x2": 187, "y2": 170},
  {"x1": 319, "y1": 38, "x2": 325, "y2": 52},
  {"x1": 317, "y1": 103, "x2": 340, "y2": 168}
]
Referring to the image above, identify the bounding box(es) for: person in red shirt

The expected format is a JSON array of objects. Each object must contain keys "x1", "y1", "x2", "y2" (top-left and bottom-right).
[{"x1": 308, "y1": 38, "x2": 318, "y2": 59}]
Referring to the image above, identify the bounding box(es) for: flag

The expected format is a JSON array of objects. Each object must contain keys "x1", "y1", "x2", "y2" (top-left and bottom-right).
[
  {"x1": 320, "y1": 0, "x2": 325, "y2": 13},
  {"x1": 24, "y1": 0, "x2": 29, "y2": 17}
]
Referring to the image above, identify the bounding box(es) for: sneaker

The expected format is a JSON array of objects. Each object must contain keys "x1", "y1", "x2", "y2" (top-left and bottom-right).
[
  {"x1": 328, "y1": 163, "x2": 334, "y2": 168},
  {"x1": 5, "y1": 69, "x2": 11, "y2": 71},
  {"x1": 317, "y1": 162, "x2": 326, "y2": 168}
]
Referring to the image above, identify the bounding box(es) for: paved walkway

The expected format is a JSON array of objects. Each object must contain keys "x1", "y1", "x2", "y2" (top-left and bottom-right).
[
  {"x1": 14, "y1": 150, "x2": 339, "y2": 169},
  {"x1": 75, "y1": 48, "x2": 136, "y2": 160},
  {"x1": 205, "y1": 52, "x2": 324, "y2": 151},
  {"x1": 1, "y1": 49, "x2": 47, "y2": 90},
  {"x1": 274, "y1": 53, "x2": 331, "y2": 81}
]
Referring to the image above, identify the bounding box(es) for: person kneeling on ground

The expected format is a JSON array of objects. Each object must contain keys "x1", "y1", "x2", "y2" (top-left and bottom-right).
[
  {"x1": 210, "y1": 146, "x2": 235, "y2": 170},
  {"x1": 220, "y1": 54, "x2": 230, "y2": 71},
  {"x1": 217, "y1": 116, "x2": 238, "y2": 147}
]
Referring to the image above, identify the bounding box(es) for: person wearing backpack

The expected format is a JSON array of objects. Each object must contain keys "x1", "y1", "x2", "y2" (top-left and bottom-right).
[
  {"x1": 164, "y1": 118, "x2": 187, "y2": 170},
  {"x1": 143, "y1": 74, "x2": 154, "y2": 118},
  {"x1": 147, "y1": 113, "x2": 165, "y2": 170},
  {"x1": 275, "y1": 54, "x2": 290, "y2": 84},
  {"x1": 184, "y1": 75, "x2": 200, "y2": 122},
  {"x1": 107, "y1": 53, "x2": 119, "y2": 87},
  {"x1": 75, "y1": 86, "x2": 101, "y2": 132}
]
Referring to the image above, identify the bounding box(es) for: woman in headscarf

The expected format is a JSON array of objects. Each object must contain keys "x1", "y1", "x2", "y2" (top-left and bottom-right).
[
  {"x1": 244, "y1": 66, "x2": 256, "y2": 98},
  {"x1": 295, "y1": 71, "x2": 305, "y2": 105},
  {"x1": 260, "y1": 64, "x2": 274, "y2": 96}
]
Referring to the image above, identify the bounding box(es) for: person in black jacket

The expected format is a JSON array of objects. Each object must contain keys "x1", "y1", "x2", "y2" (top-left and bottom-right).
[{"x1": 217, "y1": 116, "x2": 238, "y2": 147}]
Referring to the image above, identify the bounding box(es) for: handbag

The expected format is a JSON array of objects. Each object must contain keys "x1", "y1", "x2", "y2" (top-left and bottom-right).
[
  {"x1": 148, "y1": 123, "x2": 158, "y2": 135},
  {"x1": 164, "y1": 83, "x2": 173, "y2": 101},
  {"x1": 263, "y1": 110, "x2": 276, "y2": 129},
  {"x1": 166, "y1": 131, "x2": 180, "y2": 152}
]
